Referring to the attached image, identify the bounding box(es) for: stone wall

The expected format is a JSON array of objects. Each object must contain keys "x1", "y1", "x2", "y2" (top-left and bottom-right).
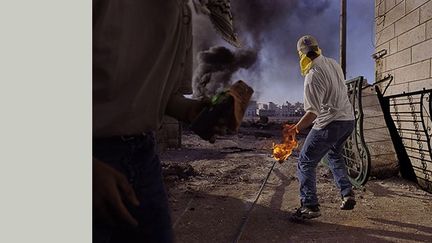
[
  {"x1": 375, "y1": 0, "x2": 432, "y2": 188},
  {"x1": 375, "y1": 0, "x2": 432, "y2": 93},
  {"x1": 362, "y1": 85, "x2": 399, "y2": 178}
]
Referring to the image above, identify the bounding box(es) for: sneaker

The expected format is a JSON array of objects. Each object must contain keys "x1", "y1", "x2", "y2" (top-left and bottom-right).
[
  {"x1": 340, "y1": 194, "x2": 356, "y2": 210},
  {"x1": 290, "y1": 205, "x2": 321, "y2": 220}
]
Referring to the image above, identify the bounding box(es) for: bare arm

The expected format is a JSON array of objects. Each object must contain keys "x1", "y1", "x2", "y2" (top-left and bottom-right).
[
  {"x1": 165, "y1": 94, "x2": 208, "y2": 123},
  {"x1": 295, "y1": 111, "x2": 317, "y2": 132}
]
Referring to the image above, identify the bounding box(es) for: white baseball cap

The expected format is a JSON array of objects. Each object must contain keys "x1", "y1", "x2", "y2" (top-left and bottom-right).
[{"x1": 297, "y1": 35, "x2": 319, "y2": 54}]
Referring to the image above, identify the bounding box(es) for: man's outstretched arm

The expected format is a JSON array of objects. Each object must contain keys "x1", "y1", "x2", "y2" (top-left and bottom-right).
[
  {"x1": 284, "y1": 111, "x2": 317, "y2": 136},
  {"x1": 295, "y1": 111, "x2": 317, "y2": 131}
]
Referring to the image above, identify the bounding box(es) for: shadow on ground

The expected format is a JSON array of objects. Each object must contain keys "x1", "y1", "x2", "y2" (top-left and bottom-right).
[{"x1": 171, "y1": 190, "x2": 432, "y2": 243}]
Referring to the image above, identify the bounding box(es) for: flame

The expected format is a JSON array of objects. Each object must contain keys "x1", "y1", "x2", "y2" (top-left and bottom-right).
[{"x1": 272, "y1": 124, "x2": 298, "y2": 162}]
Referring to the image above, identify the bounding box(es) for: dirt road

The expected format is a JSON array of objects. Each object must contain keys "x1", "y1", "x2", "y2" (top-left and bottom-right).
[{"x1": 161, "y1": 132, "x2": 432, "y2": 243}]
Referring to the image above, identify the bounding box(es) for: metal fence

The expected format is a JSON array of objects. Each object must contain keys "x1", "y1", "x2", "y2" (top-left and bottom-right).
[
  {"x1": 376, "y1": 86, "x2": 432, "y2": 193},
  {"x1": 343, "y1": 76, "x2": 371, "y2": 187},
  {"x1": 341, "y1": 75, "x2": 432, "y2": 192}
]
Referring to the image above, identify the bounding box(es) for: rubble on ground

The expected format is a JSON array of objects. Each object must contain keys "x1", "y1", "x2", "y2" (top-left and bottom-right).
[{"x1": 160, "y1": 127, "x2": 432, "y2": 242}]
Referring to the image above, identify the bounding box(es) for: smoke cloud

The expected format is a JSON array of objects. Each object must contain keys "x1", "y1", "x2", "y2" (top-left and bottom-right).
[
  {"x1": 192, "y1": 0, "x2": 340, "y2": 103},
  {"x1": 192, "y1": 46, "x2": 258, "y2": 99}
]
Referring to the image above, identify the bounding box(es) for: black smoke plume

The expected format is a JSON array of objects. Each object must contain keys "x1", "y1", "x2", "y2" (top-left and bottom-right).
[
  {"x1": 193, "y1": 0, "x2": 332, "y2": 51},
  {"x1": 192, "y1": 46, "x2": 257, "y2": 99},
  {"x1": 192, "y1": 0, "x2": 335, "y2": 101}
]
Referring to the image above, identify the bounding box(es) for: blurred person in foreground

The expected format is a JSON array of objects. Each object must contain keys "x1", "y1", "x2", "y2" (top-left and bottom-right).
[
  {"x1": 285, "y1": 35, "x2": 356, "y2": 220},
  {"x1": 92, "y1": 0, "x2": 239, "y2": 242}
]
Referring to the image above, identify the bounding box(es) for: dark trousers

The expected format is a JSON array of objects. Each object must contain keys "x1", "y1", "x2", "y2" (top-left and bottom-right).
[
  {"x1": 93, "y1": 133, "x2": 173, "y2": 243},
  {"x1": 297, "y1": 120, "x2": 355, "y2": 206}
]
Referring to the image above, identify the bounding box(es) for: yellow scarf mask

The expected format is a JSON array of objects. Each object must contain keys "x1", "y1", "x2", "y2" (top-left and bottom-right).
[{"x1": 298, "y1": 48, "x2": 322, "y2": 76}]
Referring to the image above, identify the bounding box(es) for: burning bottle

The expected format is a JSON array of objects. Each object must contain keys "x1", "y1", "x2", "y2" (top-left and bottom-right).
[{"x1": 272, "y1": 124, "x2": 298, "y2": 163}]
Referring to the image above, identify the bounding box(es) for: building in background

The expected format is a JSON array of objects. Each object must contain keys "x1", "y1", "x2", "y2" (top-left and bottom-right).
[
  {"x1": 268, "y1": 102, "x2": 278, "y2": 111},
  {"x1": 244, "y1": 101, "x2": 305, "y2": 122},
  {"x1": 244, "y1": 100, "x2": 258, "y2": 119},
  {"x1": 257, "y1": 103, "x2": 268, "y2": 110}
]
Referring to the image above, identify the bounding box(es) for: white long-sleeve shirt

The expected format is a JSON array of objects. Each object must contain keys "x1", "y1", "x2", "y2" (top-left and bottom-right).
[{"x1": 303, "y1": 55, "x2": 354, "y2": 129}]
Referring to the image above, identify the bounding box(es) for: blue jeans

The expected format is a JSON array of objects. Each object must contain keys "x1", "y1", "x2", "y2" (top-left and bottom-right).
[
  {"x1": 93, "y1": 133, "x2": 173, "y2": 243},
  {"x1": 297, "y1": 120, "x2": 355, "y2": 207}
]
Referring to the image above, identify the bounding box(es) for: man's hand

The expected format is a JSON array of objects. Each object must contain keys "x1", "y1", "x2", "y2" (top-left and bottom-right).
[
  {"x1": 186, "y1": 97, "x2": 232, "y2": 143},
  {"x1": 188, "y1": 98, "x2": 229, "y2": 143},
  {"x1": 166, "y1": 94, "x2": 233, "y2": 143},
  {"x1": 186, "y1": 98, "x2": 212, "y2": 123},
  {"x1": 282, "y1": 112, "x2": 317, "y2": 143},
  {"x1": 283, "y1": 124, "x2": 298, "y2": 141},
  {"x1": 93, "y1": 159, "x2": 140, "y2": 227}
]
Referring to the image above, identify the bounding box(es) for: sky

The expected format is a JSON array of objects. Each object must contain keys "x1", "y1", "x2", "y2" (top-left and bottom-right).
[{"x1": 192, "y1": 0, "x2": 375, "y2": 105}]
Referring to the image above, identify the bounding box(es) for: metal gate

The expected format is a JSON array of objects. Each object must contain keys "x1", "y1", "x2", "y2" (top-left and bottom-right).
[
  {"x1": 343, "y1": 77, "x2": 371, "y2": 187},
  {"x1": 376, "y1": 86, "x2": 432, "y2": 193}
]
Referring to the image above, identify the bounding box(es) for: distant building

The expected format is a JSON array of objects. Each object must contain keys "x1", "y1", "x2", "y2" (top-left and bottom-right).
[
  {"x1": 268, "y1": 102, "x2": 278, "y2": 111},
  {"x1": 244, "y1": 100, "x2": 258, "y2": 118},
  {"x1": 258, "y1": 109, "x2": 276, "y2": 117},
  {"x1": 257, "y1": 103, "x2": 268, "y2": 110},
  {"x1": 243, "y1": 100, "x2": 305, "y2": 122},
  {"x1": 281, "y1": 103, "x2": 296, "y2": 117},
  {"x1": 294, "y1": 102, "x2": 303, "y2": 108}
]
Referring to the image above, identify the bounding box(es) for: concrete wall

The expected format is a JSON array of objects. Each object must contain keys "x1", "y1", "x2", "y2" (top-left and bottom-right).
[
  {"x1": 375, "y1": 0, "x2": 432, "y2": 188},
  {"x1": 362, "y1": 85, "x2": 399, "y2": 178},
  {"x1": 375, "y1": 0, "x2": 432, "y2": 93}
]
